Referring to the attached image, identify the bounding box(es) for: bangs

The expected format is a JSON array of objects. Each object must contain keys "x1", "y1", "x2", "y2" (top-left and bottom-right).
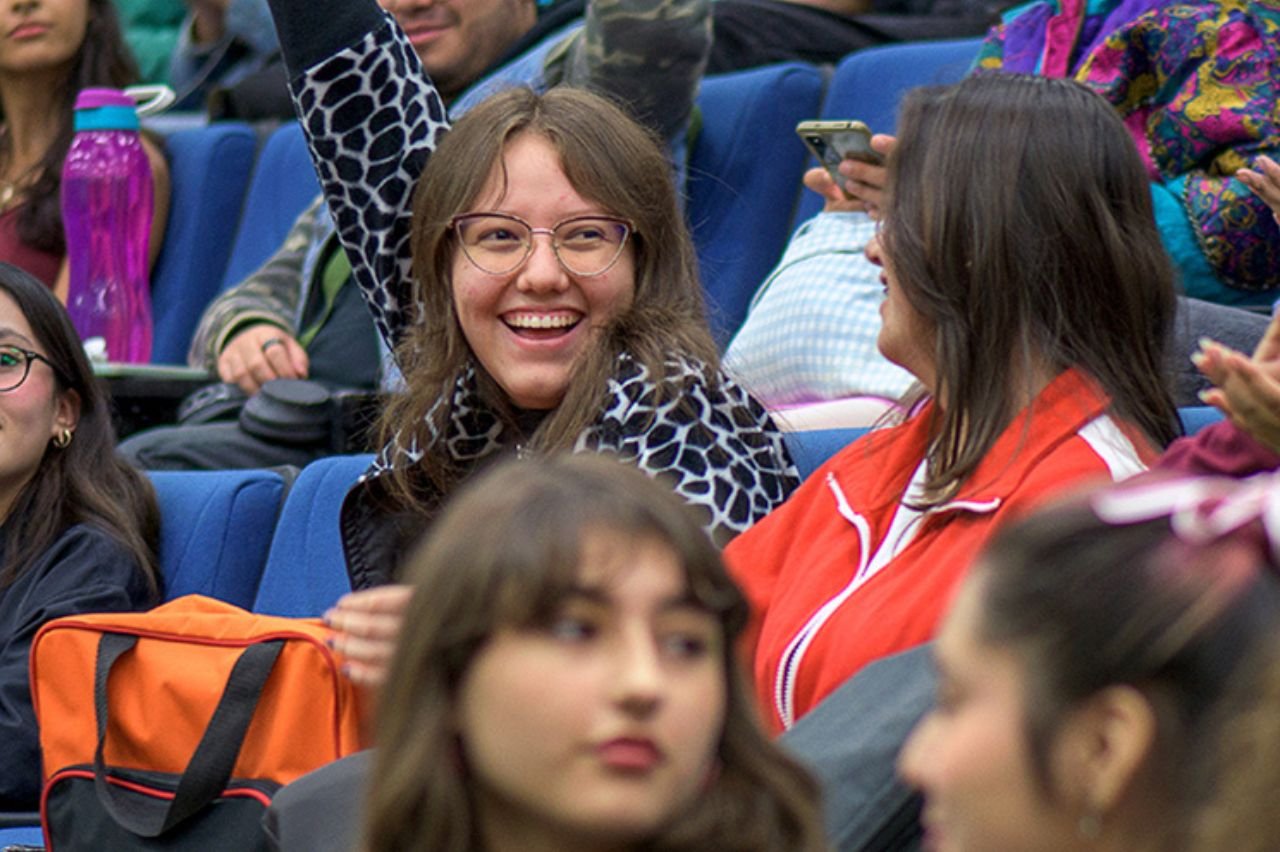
[{"x1": 488, "y1": 515, "x2": 743, "y2": 637}]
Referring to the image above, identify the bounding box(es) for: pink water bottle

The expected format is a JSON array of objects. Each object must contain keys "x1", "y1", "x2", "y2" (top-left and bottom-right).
[{"x1": 61, "y1": 88, "x2": 153, "y2": 363}]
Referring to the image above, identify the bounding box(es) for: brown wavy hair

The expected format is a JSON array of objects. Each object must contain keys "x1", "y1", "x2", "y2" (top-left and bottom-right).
[
  {"x1": 1, "y1": 0, "x2": 140, "y2": 254},
  {"x1": 379, "y1": 86, "x2": 718, "y2": 510},
  {"x1": 878, "y1": 73, "x2": 1179, "y2": 507},
  {"x1": 365, "y1": 454, "x2": 826, "y2": 852},
  {"x1": 0, "y1": 263, "x2": 158, "y2": 593}
]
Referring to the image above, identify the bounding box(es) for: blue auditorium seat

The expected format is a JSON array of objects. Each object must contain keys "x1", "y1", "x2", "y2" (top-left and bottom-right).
[
  {"x1": 0, "y1": 469, "x2": 288, "y2": 840},
  {"x1": 688, "y1": 62, "x2": 826, "y2": 347},
  {"x1": 220, "y1": 122, "x2": 323, "y2": 291},
  {"x1": 784, "y1": 427, "x2": 869, "y2": 481},
  {"x1": 1178, "y1": 405, "x2": 1224, "y2": 435},
  {"x1": 149, "y1": 122, "x2": 257, "y2": 363},
  {"x1": 252, "y1": 454, "x2": 374, "y2": 618},
  {"x1": 793, "y1": 38, "x2": 982, "y2": 224},
  {"x1": 782, "y1": 408, "x2": 1226, "y2": 483},
  {"x1": 0, "y1": 825, "x2": 41, "y2": 847},
  {"x1": 148, "y1": 468, "x2": 287, "y2": 607}
]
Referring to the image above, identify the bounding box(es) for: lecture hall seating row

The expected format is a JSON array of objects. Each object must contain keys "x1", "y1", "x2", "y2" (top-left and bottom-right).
[{"x1": 147, "y1": 38, "x2": 985, "y2": 363}]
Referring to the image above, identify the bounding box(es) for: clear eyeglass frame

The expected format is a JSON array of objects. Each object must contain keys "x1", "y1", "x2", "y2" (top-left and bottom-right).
[
  {"x1": 449, "y1": 212, "x2": 634, "y2": 278},
  {"x1": 0, "y1": 344, "x2": 57, "y2": 393}
]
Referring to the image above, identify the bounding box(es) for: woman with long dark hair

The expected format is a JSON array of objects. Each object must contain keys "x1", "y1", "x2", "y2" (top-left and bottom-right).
[
  {"x1": 726, "y1": 73, "x2": 1181, "y2": 733},
  {"x1": 0, "y1": 0, "x2": 169, "y2": 298},
  {"x1": 0, "y1": 261, "x2": 160, "y2": 809}
]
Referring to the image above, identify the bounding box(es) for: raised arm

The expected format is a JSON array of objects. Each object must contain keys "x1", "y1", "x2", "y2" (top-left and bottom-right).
[{"x1": 264, "y1": 0, "x2": 449, "y2": 354}]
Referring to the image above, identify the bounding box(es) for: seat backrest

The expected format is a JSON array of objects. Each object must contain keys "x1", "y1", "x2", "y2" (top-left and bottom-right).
[
  {"x1": 252, "y1": 454, "x2": 375, "y2": 617},
  {"x1": 220, "y1": 122, "x2": 323, "y2": 292},
  {"x1": 793, "y1": 37, "x2": 982, "y2": 224},
  {"x1": 147, "y1": 468, "x2": 286, "y2": 608},
  {"x1": 149, "y1": 122, "x2": 257, "y2": 364},
  {"x1": 0, "y1": 826, "x2": 41, "y2": 846},
  {"x1": 688, "y1": 62, "x2": 826, "y2": 347},
  {"x1": 783, "y1": 427, "x2": 869, "y2": 481},
  {"x1": 784, "y1": 409, "x2": 1224, "y2": 481},
  {"x1": 1178, "y1": 405, "x2": 1225, "y2": 436}
]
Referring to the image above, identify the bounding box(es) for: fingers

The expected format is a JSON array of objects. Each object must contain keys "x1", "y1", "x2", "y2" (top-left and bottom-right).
[
  {"x1": 1238, "y1": 155, "x2": 1280, "y2": 222},
  {"x1": 1191, "y1": 337, "x2": 1237, "y2": 388},
  {"x1": 1253, "y1": 309, "x2": 1280, "y2": 363},
  {"x1": 836, "y1": 158, "x2": 886, "y2": 215},
  {"x1": 217, "y1": 325, "x2": 308, "y2": 395},
  {"x1": 1196, "y1": 386, "x2": 1230, "y2": 415},
  {"x1": 836, "y1": 136, "x2": 895, "y2": 217},
  {"x1": 324, "y1": 585, "x2": 414, "y2": 688},
  {"x1": 870, "y1": 134, "x2": 898, "y2": 157},
  {"x1": 328, "y1": 584, "x2": 415, "y2": 619},
  {"x1": 328, "y1": 630, "x2": 397, "y2": 688},
  {"x1": 803, "y1": 167, "x2": 865, "y2": 213}
]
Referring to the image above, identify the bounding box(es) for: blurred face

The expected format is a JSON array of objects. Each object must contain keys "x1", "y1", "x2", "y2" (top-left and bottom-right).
[
  {"x1": 865, "y1": 229, "x2": 936, "y2": 392},
  {"x1": 450, "y1": 132, "x2": 636, "y2": 410},
  {"x1": 898, "y1": 575, "x2": 1081, "y2": 852},
  {"x1": 0, "y1": 290, "x2": 77, "y2": 522},
  {"x1": 0, "y1": 0, "x2": 89, "y2": 76},
  {"x1": 457, "y1": 531, "x2": 726, "y2": 851},
  {"x1": 379, "y1": 0, "x2": 537, "y2": 100}
]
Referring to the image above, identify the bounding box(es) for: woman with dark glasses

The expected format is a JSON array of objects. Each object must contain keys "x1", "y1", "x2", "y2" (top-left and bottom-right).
[{"x1": 0, "y1": 262, "x2": 159, "y2": 810}]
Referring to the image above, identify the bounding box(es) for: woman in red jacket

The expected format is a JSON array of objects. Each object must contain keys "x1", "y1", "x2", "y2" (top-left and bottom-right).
[{"x1": 725, "y1": 73, "x2": 1181, "y2": 733}]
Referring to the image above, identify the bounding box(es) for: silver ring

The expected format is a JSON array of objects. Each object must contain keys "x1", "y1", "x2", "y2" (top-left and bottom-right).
[{"x1": 260, "y1": 337, "x2": 285, "y2": 354}]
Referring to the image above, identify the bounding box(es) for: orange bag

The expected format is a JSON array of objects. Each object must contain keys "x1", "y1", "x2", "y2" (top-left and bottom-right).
[{"x1": 30, "y1": 595, "x2": 370, "y2": 850}]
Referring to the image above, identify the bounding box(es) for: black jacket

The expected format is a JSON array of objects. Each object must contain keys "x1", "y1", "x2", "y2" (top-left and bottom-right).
[{"x1": 0, "y1": 524, "x2": 154, "y2": 810}]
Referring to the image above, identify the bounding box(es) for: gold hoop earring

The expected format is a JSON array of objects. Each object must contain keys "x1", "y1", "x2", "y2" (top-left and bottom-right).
[{"x1": 52, "y1": 428, "x2": 72, "y2": 449}]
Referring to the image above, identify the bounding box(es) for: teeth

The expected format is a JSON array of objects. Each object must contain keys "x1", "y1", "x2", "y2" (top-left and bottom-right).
[{"x1": 506, "y1": 313, "x2": 577, "y2": 330}]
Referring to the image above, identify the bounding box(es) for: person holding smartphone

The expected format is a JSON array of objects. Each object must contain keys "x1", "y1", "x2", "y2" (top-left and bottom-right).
[{"x1": 723, "y1": 129, "x2": 909, "y2": 409}]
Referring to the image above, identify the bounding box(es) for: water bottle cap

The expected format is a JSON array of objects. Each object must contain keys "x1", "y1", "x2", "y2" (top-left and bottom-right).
[{"x1": 74, "y1": 88, "x2": 135, "y2": 110}]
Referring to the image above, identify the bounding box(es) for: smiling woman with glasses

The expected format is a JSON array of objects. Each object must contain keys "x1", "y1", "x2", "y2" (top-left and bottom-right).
[
  {"x1": 255, "y1": 76, "x2": 806, "y2": 852},
  {"x1": 307, "y1": 85, "x2": 796, "y2": 645},
  {"x1": 0, "y1": 262, "x2": 159, "y2": 811}
]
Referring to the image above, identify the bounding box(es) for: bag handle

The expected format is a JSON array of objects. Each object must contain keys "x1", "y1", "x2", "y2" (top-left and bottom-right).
[{"x1": 92, "y1": 632, "x2": 284, "y2": 837}]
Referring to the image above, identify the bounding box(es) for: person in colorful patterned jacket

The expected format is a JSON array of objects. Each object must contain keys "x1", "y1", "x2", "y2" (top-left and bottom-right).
[
  {"x1": 975, "y1": 0, "x2": 1280, "y2": 303},
  {"x1": 724, "y1": 74, "x2": 1180, "y2": 734}
]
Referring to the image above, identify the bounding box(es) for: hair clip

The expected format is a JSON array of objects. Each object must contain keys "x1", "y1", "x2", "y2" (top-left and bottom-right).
[{"x1": 1091, "y1": 472, "x2": 1280, "y2": 561}]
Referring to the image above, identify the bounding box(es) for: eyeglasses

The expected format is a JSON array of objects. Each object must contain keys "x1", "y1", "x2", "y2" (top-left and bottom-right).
[
  {"x1": 450, "y1": 212, "x2": 634, "y2": 277},
  {"x1": 0, "y1": 344, "x2": 57, "y2": 392}
]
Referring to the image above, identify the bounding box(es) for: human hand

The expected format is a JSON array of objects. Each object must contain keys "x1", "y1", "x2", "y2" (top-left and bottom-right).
[
  {"x1": 1237, "y1": 155, "x2": 1280, "y2": 224},
  {"x1": 830, "y1": 134, "x2": 896, "y2": 217},
  {"x1": 324, "y1": 584, "x2": 414, "y2": 688},
  {"x1": 218, "y1": 323, "x2": 309, "y2": 395},
  {"x1": 1193, "y1": 310, "x2": 1280, "y2": 452}
]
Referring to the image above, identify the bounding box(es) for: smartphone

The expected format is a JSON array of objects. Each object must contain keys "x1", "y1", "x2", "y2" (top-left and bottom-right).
[{"x1": 795, "y1": 120, "x2": 882, "y2": 191}]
